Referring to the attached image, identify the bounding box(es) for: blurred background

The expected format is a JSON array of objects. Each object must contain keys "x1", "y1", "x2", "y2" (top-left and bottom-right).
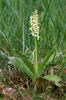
[{"x1": 0, "y1": 0, "x2": 66, "y2": 56}]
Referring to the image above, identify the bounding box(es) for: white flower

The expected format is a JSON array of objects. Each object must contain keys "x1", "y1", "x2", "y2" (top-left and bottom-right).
[{"x1": 29, "y1": 10, "x2": 39, "y2": 40}]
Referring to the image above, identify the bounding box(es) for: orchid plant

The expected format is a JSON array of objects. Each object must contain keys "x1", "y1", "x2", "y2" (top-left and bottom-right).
[{"x1": 9, "y1": 10, "x2": 62, "y2": 89}]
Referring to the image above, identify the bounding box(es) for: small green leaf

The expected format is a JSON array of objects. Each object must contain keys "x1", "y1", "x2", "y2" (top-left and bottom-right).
[
  {"x1": 37, "y1": 50, "x2": 53, "y2": 77},
  {"x1": 55, "y1": 81, "x2": 62, "y2": 87},
  {"x1": 48, "y1": 53, "x2": 55, "y2": 63},
  {"x1": 43, "y1": 74, "x2": 62, "y2": 82},
  {"x1": 9, "y1": 57, "x2": 35, "y2": 80}
]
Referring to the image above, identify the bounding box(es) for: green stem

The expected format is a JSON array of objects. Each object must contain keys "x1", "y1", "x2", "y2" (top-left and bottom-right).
[
  {"x1": 34, "y1": 37, "x2": 38, "y2": 75},
  {"x1": 33, "y1": 78, "x2": 37, "y2": 98}
]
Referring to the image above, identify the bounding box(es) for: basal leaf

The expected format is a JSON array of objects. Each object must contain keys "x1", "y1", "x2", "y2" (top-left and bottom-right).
[
  {"x1": 9, "y1": 57, "x2": 35, "y2": 80},
  {"x1": 18, "y1": 52, "x2": 35, "y2": 75},
  {"x1": 37, "y1": 50, "x2": 53, "y2": 77}
]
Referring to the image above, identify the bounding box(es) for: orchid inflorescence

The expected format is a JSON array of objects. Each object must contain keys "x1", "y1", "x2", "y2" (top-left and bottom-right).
[{"x1": 29, "y1": 10, "x2": 39, "y2": 40}]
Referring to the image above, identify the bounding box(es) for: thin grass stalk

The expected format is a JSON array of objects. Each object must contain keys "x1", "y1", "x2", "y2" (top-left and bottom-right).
[
  {"x1": 20, "y1": 0, "x2": 22, "y2": 36},
  {"x1": 23, "y1": 19, "x2": 25, "y2": 53},
  {"x1": 20, "y1": 0, "x2": 25, "y2": 53}
]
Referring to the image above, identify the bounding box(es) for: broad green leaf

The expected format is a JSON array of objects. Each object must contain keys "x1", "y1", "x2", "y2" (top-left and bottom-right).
[
  {"x1": 38, "y1": 50, "x2": 53, "y2": 77},
  {"x1": 43, "y1": 74, "x2": 62, "y2": 82},
  {"x1": 9, "y1": 57, "x2": 35, "y2": 80},
  {"x1": 18, "y1": 52, "x2": 35, "y2": 75}
]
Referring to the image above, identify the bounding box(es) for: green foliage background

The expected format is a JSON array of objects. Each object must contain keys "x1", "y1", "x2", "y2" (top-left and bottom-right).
[{"x1": 0, "y1": 0, "x2": 66, "y2": 56}]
